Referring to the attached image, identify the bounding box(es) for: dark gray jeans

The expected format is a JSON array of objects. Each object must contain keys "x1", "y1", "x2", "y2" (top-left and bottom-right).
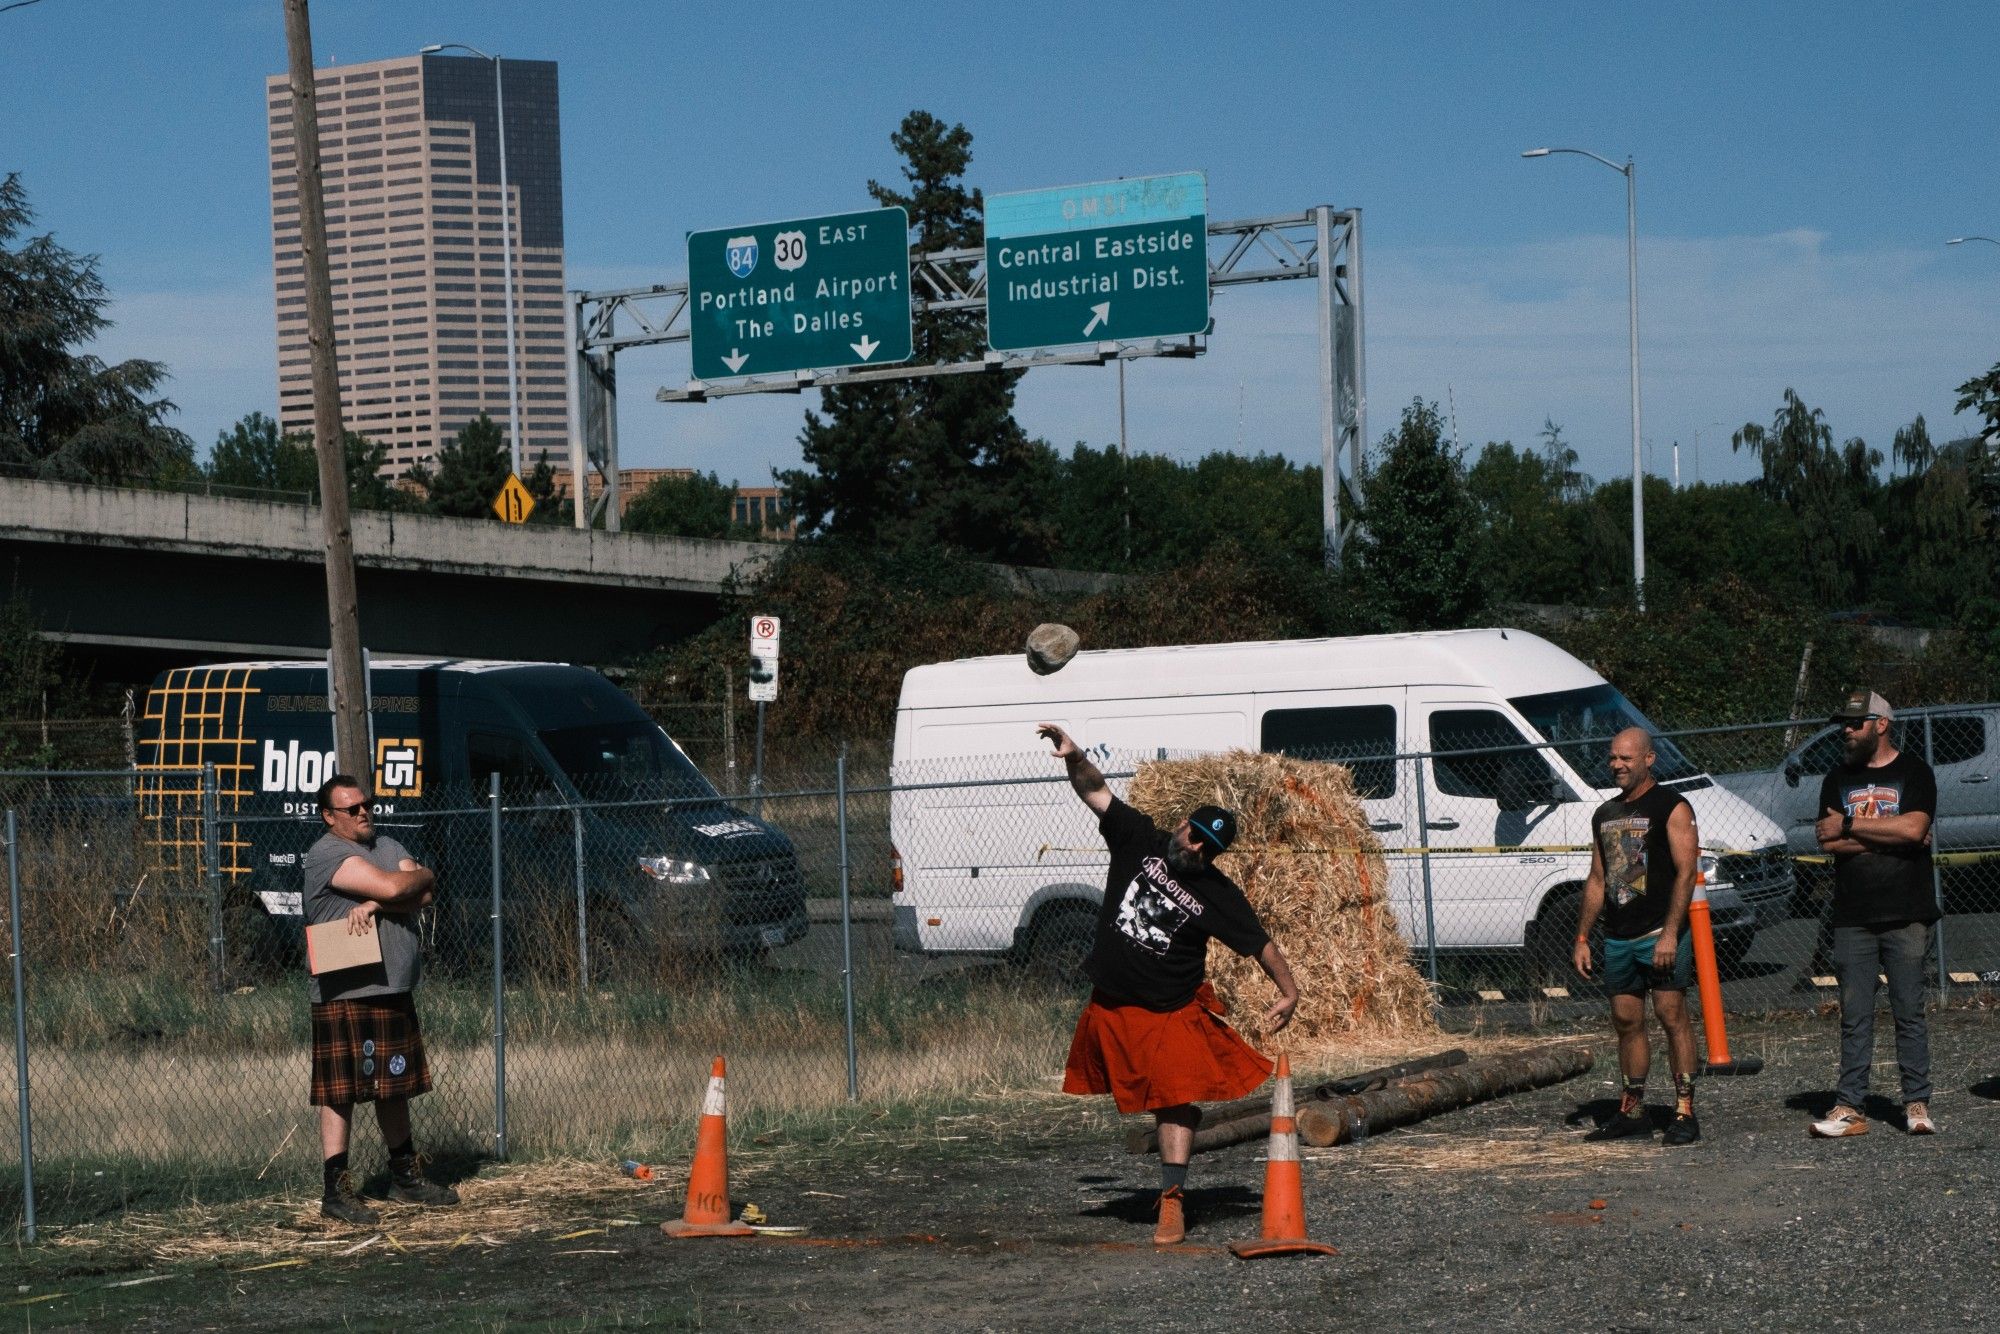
[{"x1": 1833, "y1": 921, "x2": 1933, "y2": 1108}]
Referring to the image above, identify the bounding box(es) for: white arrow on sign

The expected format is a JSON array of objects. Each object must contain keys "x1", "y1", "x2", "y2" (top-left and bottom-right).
[
  {"x1": 1082, "y1": 302, "x2": 1110, "y2": 337},
  {"x1": 722, "y1": 349, "x2": 750, "y2": 373},
  {"x1": 850, "y1": 335, "x2": 881, "y2": 361}
]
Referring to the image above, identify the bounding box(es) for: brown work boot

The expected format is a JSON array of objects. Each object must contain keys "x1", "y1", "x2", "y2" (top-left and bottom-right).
[
  {"x1": 321, "y1": 1170, "x2": 380, "y2": 1226},
  {"x1": 386, "y1": 1151, "x2": 460, "y2": 1206},
  {"x1": 1152, "y1": 1185, "x2": 1186, "y2": 1246}
]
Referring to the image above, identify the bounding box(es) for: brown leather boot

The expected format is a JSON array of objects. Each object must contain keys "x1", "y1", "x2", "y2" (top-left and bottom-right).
[{"x1": 1152, "y1": 1185, "x2": 1186, "y2": 1246}]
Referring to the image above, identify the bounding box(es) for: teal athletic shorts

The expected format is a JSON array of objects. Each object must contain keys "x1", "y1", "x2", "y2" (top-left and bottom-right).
[{"x1": 1603, "y1": 929, "x2": 1693, "y2": 997}]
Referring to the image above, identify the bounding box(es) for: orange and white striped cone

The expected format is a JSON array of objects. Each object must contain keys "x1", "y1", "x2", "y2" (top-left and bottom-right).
[
  {"x1": 661, "y1": 1057, "x2": 756, "y2": 1239},
  {"x1": 1689, "y1": 881, "x2": 1763, "y2": 1076},
  {"x1": 1230, "y1": 1053, "x2": 1337, "y2": 1259}
]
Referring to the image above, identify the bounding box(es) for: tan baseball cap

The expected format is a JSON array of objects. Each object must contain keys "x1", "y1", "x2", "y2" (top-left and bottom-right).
[{"x1": 1830, "y1": 688, "x2": 1893, "y2": 722}]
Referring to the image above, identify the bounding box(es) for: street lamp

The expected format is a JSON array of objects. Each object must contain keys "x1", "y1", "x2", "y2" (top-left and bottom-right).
[
  {"x1": 1947, "y1": 236, "x2": 2000, "y2": 248},
  {"x1": 1523, "y1": 146, "x2": 1646, "y2": 608},
  {"x1": 420, "y1": 42, "x2": 523, "y2": 477}
]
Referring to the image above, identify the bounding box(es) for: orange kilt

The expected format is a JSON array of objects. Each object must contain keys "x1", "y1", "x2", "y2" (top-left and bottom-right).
[{"x1": 1062, "y1": 981, "x2": 1273, "y2": 1113}]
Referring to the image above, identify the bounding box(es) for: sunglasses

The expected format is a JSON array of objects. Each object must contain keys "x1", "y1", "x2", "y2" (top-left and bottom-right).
[
  {"x1": 1838, "y1": 717, "x2": 1881, "y2": 731},
  {"x1": 330, "y1": 800, "x2": 379, "y2": 816}
]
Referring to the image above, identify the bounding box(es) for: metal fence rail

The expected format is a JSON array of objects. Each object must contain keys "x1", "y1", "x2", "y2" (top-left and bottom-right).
[{"x1": 1, "y1": 708, "x2": 1995, "y2": 1237}]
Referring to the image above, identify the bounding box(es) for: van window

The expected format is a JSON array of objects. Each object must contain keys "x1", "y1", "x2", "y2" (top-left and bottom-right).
[
  {"x1": 467, "y1": 732, "x2": 550, "y2": 799},
  {"x1": 1928, "y1": 713, "x2": 1987, "y2": 767},
  {"x1": 1428, "y1": 709, "x2": 1561, "y2": 803},
  {"x1": 539, "y1": 721, "x2": 714, "y2": 797},
  {"x1": 1260, "y1": 705, "x2": 1397, "y2": 798},
  {"x1": 1507, "y1": 683, "x2": 1699, "y2": 787}
]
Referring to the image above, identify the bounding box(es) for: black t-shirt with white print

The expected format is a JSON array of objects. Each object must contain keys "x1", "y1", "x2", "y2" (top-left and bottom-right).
[
  {"x1": 1086, "y1": 797, "x2": 1271, "y2": 1011},
  {"x1": 1818, "y1": 750, "x2": 1939, "y2": 928}
]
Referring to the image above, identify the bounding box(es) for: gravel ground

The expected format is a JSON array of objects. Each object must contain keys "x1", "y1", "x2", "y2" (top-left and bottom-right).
[{"x1": 8, "y1": 1007, "x2": 1996, "y2": 1331}]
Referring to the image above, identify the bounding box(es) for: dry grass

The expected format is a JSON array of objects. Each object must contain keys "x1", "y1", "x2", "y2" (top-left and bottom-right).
[
  {"x1": 1128, "y1": 751, "x2": 1438, "y2": 1055},
  {"x1": 1310, "y1": 1125, "x2": 1657, "y2": 1181}
]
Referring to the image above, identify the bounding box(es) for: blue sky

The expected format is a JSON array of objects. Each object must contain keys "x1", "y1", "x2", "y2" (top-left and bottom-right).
[{"x1": 5, "y1": 0, "x2": 1998, "y2": 491}]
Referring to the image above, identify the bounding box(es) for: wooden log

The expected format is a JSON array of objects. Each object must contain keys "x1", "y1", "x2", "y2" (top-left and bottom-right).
[
  {"x1": 1120, "y1": 1047, "x2": 1471, "y2": 1155},
  {"x1": 1295, "y1": 1043, "x2": 1596, "y2": 1148}
]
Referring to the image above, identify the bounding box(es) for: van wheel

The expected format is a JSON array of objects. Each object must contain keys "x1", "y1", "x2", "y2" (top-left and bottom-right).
[
  {"x1": 1015, "y1": 903, "x2": 1096, "y2": 982},
  {"x1": 1527, "y1": 886, "x2": 1592, "y2": 988}
]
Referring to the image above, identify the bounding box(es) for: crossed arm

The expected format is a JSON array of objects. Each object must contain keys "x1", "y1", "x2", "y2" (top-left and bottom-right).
[
  {"x1": 330, "y1": 856, "x2": 436, "y2": 934},
  {"x1": 1815, "y1": 806, "x2": 1931, "y2": 856}
]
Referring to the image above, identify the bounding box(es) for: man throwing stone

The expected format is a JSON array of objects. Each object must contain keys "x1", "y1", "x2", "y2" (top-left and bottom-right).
[
  {"x1": 306, "y1": 774, "x2": 459, "y2": 1224},
  {"x1": 1809, "y1": 690, "x2": 1939, "y2": 1138},
  {"x1": 1037, "y1": 724, "x2": 1301, "y2": 1246},
  {"x1": 1575, "y1": 727, "x2": 1702, "y2": 1145}
]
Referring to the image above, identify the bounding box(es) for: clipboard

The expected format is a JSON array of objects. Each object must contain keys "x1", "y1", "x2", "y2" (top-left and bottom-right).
[{"x1": 306, "y1": 919, "x2": 384, "y2": 975}]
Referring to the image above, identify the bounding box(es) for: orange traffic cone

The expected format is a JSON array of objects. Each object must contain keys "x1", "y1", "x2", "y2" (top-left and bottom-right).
[
  {"x1": 1689, "y1": 881, "x2": 1763, "y2": 1076},
  {"x1": 661, "y1": 1057, "x2": 756, "y2": 1239},
  {"x1": 1230, "y1": 1053, "x2": 1337, "y2": 1260}
]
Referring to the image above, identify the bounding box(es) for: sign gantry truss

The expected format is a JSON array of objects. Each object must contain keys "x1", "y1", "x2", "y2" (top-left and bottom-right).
[{"x1": 566, "y1": 207, "x2": 1363, "y2": 566}]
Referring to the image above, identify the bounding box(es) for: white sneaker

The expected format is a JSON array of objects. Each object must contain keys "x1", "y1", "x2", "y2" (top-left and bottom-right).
[
  {"x1": 1904, "y1": 1101, "x2": 1937, "y2": 1135},
  {"x1": 1810, "y1": 1105, "x2": 1869, "y2": 1138}
]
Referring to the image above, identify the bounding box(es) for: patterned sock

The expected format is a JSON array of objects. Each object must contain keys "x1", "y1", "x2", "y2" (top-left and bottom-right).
[
  {"x1": 322, "y1": 1152, "x2": 349, "y2": 1195},
  {"x1": 1675, "y1": 1073, "x2": 1696, "y2": 1118},
  {"x1": 1621, "y1": 1077, "x2": 1647, "y2": 1117},
  {"x1": 1161, "y1": 1161, "x2": 1189, "y2": 1193}
]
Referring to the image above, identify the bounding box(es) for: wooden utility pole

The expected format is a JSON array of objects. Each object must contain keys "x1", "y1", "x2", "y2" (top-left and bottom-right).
[{"x1": 282, "y1": 0, "x2": 370, "y2": 776}]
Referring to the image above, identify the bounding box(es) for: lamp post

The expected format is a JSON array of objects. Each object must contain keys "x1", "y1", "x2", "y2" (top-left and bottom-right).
[
  {"x1": 421, "y1": 42, "x2": 522, "y2": 477},
  {"x1": 1523, "y1": 146, "x2": 1645, "y2": 608},
  {"x1": 1946, "y1": 236, "x2": 2000, "y2": 248}
]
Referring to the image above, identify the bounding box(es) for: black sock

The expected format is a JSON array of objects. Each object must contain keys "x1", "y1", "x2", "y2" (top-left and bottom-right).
[
  {"x1": 1161, "y1": 1161, "x2": 1188, "y2": 1193},
  {"x1": 386, "y1": 1138, "x2": 414, "y2": 1161},
  {"x1": 323, "y1": 1152, "x2": 349, "y2": 1194}
]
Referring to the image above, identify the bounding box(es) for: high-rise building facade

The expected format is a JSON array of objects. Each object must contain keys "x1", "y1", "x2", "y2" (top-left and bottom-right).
[{"x1": 266, "y1": 54, "x2": 570, "y2": 476}]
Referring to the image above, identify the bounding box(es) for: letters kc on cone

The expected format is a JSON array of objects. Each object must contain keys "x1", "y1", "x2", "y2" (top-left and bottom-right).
[{"x1": 661, "y1": 1056, "x2": 755, "y2": 1239}]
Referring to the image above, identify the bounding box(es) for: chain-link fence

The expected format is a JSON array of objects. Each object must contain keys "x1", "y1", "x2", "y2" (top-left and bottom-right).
[{"x1": 2, "y1": 705, "x2": 1996, "y2": 1235}]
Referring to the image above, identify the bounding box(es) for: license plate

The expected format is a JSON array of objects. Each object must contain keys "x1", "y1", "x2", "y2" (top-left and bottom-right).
[{"x1": 759, "y1": 925, "x2": 787, "y2": 948}]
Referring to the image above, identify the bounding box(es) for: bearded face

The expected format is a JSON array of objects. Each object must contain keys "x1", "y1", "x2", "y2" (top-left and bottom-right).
[{"x1": 1165, "y1": 842, "x2": 1205, "y2": 876}]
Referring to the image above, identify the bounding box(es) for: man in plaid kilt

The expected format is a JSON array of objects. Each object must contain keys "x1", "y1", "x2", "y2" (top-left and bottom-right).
[{"x1": 306, "y1": 774, "x2": 458, "y2": 1224}]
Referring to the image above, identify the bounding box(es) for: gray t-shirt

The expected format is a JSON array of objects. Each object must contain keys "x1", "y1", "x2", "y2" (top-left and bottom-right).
[{"x1": 303, "y1": 832, "x2": 425, "y2": 1003}]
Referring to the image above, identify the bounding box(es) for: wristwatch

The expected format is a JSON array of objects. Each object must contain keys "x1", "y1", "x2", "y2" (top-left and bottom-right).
[{"x1": 1841, "y1": 813, "x2": 1853, "y2": 837}]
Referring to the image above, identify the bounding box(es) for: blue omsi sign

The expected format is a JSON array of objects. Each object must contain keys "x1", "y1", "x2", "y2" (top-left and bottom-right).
[{"x1": 688, "y1": 207, "x2": 914, "y2": 380}]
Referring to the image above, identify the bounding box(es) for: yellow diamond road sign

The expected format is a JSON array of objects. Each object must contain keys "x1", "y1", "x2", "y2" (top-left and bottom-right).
[{"x1": 492, "y1": 473, "x2": 535, "y2": 524}]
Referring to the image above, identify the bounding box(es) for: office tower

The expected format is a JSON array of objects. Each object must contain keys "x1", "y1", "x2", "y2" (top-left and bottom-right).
[{"x1": 266, "y1": 54, "x2": 569, "y2": 477}]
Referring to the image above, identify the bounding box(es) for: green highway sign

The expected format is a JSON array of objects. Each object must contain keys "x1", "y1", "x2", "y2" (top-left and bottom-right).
[
  {"x1": 984, "y1": 172, "x2": 1209, "y2": 353},
  {"x1": 687, "y1": 206, "x2": 912, "y2": 379}
]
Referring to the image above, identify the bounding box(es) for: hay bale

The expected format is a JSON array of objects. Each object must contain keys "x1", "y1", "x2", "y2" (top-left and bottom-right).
[{"x1": 1127, "y1": 751, "x2": 1437, "y2": 1052}]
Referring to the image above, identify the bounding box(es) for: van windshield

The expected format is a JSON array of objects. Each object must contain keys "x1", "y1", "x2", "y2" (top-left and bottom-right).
[
  {"x1": 538, "y1": 722, "x2": 716, "y2": 799},
  {"x1": 1507, "y1": 684, "x2": 1701, "y2": 788}
]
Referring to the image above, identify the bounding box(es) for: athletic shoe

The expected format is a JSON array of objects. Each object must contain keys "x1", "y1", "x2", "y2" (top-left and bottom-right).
[
  {"x1": 386, "y1": 1153, "x2": 460, "y2": 1206},
  {"x1": 1662, "y1": 1112, "x2": 1701, "y2": 1146},
  {"x1": 1152, "y1": 1185, "x2": 1186, "y2": 1246},
  {"x1": 321, "y1": 1171, "x2": 380, "y2": 1226},
  {"x1": 1584, "y1": 1112, "x2": 1652, "y2": 1142},
  {"x1": 1904, "y1": 1101, "x2": 1938, "y2": 1135},
  {"x1": 1810, "y1": 1105, "x2": 1868, "y2": 1138}
]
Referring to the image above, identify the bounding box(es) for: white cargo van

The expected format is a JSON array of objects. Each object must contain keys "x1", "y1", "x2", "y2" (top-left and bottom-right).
[{"x1": 889, "y1": 629, "x2": 1789, "y2": 973}]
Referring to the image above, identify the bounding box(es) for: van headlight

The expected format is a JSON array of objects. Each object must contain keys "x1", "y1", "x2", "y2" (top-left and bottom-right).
[
  {"x1": 637, "y1": 855, "x2": 712, "y2": 885},
  {"x1": 1697, "y1": 853, "x2": 1719, "y2": 883}
]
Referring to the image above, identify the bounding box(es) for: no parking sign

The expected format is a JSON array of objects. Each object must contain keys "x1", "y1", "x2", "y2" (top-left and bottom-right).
[{"x1": 748, "y1": 615, "x2": 780, "y2": 702}]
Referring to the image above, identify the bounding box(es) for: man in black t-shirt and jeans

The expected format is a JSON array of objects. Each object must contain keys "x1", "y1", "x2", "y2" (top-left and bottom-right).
[
  {"x1": 1038, "y1": 724, "x2": 1302, "y2": 1247},
  {"x1": 1810, "y1": 689, "x2": 1940, "y2": 1138},
  {"x1": 1575, "y1": 728, "x2": 1703, "y2": 1145}
]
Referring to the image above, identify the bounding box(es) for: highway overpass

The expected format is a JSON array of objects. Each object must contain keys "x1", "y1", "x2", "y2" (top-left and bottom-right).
[{"x1": 0, "y1": 478, "x2": 1105, "y2": 680}]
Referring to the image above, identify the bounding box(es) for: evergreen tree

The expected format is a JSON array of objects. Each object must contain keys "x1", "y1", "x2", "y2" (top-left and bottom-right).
[
  {"x1": 776, "y1": 112, "x2": 1056, "y2": 562},
  {"x1": 413, "y1": 414, "x2": 510, "y2": 518},
  {"x1": 0, "y1": 174, "x2": 194, "y2": 483},
  {"x1": 1352, "y1": 399, "x2": 1485, "y2": 628},
  {"x1": 624, "y1": 470, "x2": 754, "y2": 540},
  {"x1": 207, "y1": 413, "x2": 404, "y2": 510}
]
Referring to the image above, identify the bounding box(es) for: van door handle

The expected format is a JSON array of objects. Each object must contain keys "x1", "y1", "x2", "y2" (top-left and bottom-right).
[
  {"x1": 1425, "y1": 818, "x2": 1460, "y2": 830},
  {"x1": 1368, "y1": 820, "x2": 1403, "y2": 832},
  {"x1": 1962, "y1": 774, "x2": 1992, "y2": 784}
]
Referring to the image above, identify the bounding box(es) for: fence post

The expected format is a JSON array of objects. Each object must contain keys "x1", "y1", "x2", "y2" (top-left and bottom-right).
[
  {"x1": 8, "y1": 810, "x2": 35, "y2": 1243},
  {"x1": 571, "y1": 804, "x2": 589, "y2": 994},
  {"x1": 1924, "y1": 721, "x2": 1949, "y2": 1000},
  {"x1": 202, "y1": 763, "x2": 224, "y2": 993},
  {"x1": 836, "y1": 745, "x2": 859, "y2": 1102},
  {"x1": 488, "y1": 773, "x2": 508, "y2": 1161},
  {"x1": 1410, "y1": 754, "x2": 1440, "y2": 986}
]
